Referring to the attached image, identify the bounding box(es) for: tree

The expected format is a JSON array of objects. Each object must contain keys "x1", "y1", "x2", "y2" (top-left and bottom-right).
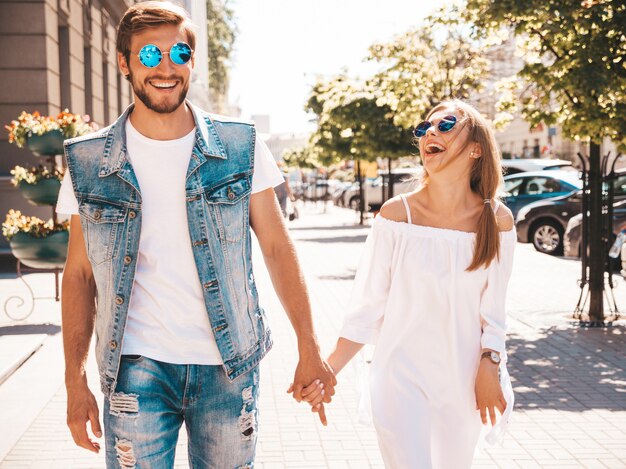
[
  {"x1": 206, "y1": 0, "x2": 237, "y2": 113},
  {"x1": 368, "y1": 6, "x2": 491, "y2": 129},
  {"x1": 305, "y1": 76, "x2": 414, "y2": 223},
  {"x1": 282, "y1": 145, "x2": 321, "y2": 170},
  {"x1": 466, "y1": 0, "x2": 626, "y2": 150},
  {"x1": 465, "y1": 0, "x2": 626, "y2": 323}
]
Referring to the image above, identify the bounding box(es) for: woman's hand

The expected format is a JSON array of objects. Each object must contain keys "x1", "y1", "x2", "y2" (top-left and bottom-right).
[
  {"x1": 475, "y1": 358, "x2": 507, "y2": 426},
  {"x1": 287, "y1": 379, "x2": 329, "y2": 425}
]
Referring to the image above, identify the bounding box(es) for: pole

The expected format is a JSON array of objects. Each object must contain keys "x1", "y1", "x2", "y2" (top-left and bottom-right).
[
  {"x1": 588, "y1": 142, "x2": 604, "y2": 323},
  {"x1": 387, "y1": 157, "x2": 393, "y2": 200},
  {"x1": 356, "y1": 159, "x2": 365, "y2": 225}
]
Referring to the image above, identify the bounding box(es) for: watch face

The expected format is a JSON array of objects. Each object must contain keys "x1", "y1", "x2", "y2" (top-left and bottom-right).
[{"x1": 491, "y1": 352, "x2": 501, "y2": 363}]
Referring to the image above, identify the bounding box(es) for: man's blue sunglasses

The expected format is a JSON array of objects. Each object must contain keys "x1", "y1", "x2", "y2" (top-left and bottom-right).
[
  {"x1": 137, "y1": 42, "x2": 193, "y2": 68},
  {"x1": 413, "y1": 115, "x2": 458, "y2": 138}
]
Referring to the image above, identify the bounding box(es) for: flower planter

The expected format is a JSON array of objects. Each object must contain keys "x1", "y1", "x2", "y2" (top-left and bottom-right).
[
  {"x1": 9, "y1": 230, "x2": 69, "y2": 269},
  {"x1": 27, "y1": 130, "x2": 65, "y2": 157},
  {"x1": 18, "y1": 178, "x2": 62, "y2": 206}
]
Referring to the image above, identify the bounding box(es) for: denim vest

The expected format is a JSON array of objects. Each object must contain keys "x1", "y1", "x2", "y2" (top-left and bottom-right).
[{"x1": 64, "y1": 102, "x2": 272, "y2": 396}]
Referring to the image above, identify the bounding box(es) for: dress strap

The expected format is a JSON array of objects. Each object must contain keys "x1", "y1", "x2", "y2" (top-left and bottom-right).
[
  {"x1": 492, "y1": 199, "x2": 501, "y2": 215},
  {"x1": 400, "y1": 194, "x2": 412, "y2": 225}
]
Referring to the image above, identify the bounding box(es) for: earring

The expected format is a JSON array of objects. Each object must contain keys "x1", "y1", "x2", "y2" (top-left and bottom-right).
[{"x1": 470, "y1": 151, "x2": 474, "y2": 156}]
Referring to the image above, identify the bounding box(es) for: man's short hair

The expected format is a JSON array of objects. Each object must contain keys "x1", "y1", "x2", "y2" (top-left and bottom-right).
[{"x1": 116, "y1": 1, "x2": 196, "y2": 63}]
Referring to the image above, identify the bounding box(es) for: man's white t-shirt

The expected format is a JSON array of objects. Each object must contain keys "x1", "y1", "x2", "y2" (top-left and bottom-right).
[{"x1": 56, "y1": 118, "x2": 283, "y2": 365}]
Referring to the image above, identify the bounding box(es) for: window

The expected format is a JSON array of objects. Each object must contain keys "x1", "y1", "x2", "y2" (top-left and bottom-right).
[
  {"x1": 614, "y1": 175, "x2": 626, "y2": 196},
  {"x1": 504, "y1": 178, "x2": 524, "y2": 196},
  {"x1": 524, "y1": 177, "x2": 561, "y2": 195}
]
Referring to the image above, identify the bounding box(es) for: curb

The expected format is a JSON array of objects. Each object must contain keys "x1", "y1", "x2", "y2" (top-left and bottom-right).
[{"x1": 0, "y1": 334, "x2": 46, "y2": 385}]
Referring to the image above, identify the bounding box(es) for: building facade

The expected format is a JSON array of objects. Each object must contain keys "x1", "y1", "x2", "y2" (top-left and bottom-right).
[{"x1": 0, "y1": 0, "x2": 136, "y2": 253}]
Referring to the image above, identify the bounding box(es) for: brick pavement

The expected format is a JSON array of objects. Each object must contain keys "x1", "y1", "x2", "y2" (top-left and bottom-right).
[{"x1": 0, "y1": 203, "x2": 625, "y2": 468}]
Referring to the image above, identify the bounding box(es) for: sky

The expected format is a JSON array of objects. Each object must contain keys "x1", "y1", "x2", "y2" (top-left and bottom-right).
[{"x1": 228, "y1": 0, "x2": 440, "y2": 135}]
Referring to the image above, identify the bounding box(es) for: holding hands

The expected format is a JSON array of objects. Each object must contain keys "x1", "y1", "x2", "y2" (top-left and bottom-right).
[
  {"x1": 287, "y1": 338, "x2": 363, "y2": 426},
  {"x1": 287, "y1": 342, "x2": 337, "y2": 426},
  {"x1": 288, "y1": 378, "x2": 330, "y2": 425}
]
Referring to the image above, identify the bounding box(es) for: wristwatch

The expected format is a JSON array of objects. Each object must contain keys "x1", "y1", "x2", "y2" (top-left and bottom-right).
[{"x1": 481, "y1": 351, "x2": 501, "y2": 365}]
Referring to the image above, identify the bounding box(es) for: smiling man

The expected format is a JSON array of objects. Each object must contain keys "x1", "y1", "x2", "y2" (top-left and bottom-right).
[{"x1": 56, "y1": 2, "x2": 335, "y2": 468}]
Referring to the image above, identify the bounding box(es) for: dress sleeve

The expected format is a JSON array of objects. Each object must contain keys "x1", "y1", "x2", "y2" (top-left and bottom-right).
[
  {"x1": 339, "y1": 219, "x2": 396, "y2": 345},
  {"x1": 479, "y1": 229, "x2": 516, "y2": 353}
]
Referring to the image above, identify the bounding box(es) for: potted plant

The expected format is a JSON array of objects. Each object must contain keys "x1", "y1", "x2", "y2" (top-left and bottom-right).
[
  {"x1": 2, "y1": 210, "x2": 69, "y2": 269},
  {"x1": 5, "y1": 109, "x2": 95, "y2": 156},
  {"x1": 10, "y1": 165, "x2": 64, "y2": 206}
]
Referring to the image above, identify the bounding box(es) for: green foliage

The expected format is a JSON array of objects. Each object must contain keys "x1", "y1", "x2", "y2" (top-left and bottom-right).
[
  {"x1": 305, "y1": 75, "x2": 414, "y2": 166},
  {"x1": 303, "y1": 5, "x2": 490, "y2": 167},
  {"x1": 368, "y1": 5, "x2": 490, "y2": 128},
  {"x1": 466, "y1": 0, "x2": 626, "y2": 150},
  {"x1": 207, "y1": 0, "x2": 237, "y2": 113},
  {"x1": 282, "y1": 146, "x2": 322, "y2": 170}
]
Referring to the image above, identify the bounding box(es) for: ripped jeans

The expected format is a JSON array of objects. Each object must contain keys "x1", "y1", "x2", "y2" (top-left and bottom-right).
[{"x1": 103, "y1": 355, "x2": 259, "y2": 469}]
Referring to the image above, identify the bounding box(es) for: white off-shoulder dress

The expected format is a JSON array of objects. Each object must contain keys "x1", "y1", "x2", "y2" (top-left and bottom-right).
[{"x1": 340, "y1": 196, "x2": 516, "y2": 469}]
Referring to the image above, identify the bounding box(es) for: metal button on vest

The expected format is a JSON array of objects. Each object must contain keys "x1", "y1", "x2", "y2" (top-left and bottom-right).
[
  {"x1": 123, "y1": 256, "x2": 132, "y2": 265},
  {"x1": 128, "y1": 211, "x2": 136, "y2": 219},
  {"x1": 227, "y1": 190, "x2": 235, "y2": 200},
  {"x1": 93, "y1": 210, "x2": 102, "y2": 220},
  {"x1": 115, "y1": 296, "x2": 124, "y2": 305},
  {"x1": 109, "y1": 340, "x2": 117, "y2": 350}
]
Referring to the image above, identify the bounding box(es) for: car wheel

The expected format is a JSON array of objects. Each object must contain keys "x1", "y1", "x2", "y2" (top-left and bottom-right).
[
  {"x1": 349, "y1": 196, "x2": 360, "y2": 210},
  {"x1": 531, "y1": 220, "x2": 564, "y2": 255}
]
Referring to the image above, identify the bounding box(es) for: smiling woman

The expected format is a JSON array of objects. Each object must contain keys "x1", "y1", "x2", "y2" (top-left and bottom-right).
[{"x1": 300, "y1": 99, "x2": 516, "y2": 469}]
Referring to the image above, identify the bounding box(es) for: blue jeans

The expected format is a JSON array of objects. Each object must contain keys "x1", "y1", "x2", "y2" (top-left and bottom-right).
[{"x1": 103, "y1": 355, "x2": 259, "y2": 468}]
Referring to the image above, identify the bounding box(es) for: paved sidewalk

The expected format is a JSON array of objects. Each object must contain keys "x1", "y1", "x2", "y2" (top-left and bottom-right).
[{"x1": 0, "y1": 203, "x2": 625, "y2": 468}]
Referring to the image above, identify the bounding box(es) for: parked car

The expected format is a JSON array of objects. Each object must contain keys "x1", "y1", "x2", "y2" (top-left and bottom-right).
[
  {"x1": 501, "y1": 158, "x2": 574, "y2": 175},
  {"x1": 564, "y1": 200, "x2": 626, "y2": 262},
  {"x1": 342, "y1": 167, "x2": 421, "y2": 210},
  {"x1": 519, "y1": 174, "x2": 626, "y2": 256},
  {"x1": 330, "y1": 180, "x2": 354, "y2": 206},
  {"x1": 300, "y1": 179, "x2": 345, "y2": 202},
  {"x1": 515, "y1": 191, "x2": 583, "y2": 255},
  {"x1": 502, "y1": 170, "x2": 582, "y2": 219}
]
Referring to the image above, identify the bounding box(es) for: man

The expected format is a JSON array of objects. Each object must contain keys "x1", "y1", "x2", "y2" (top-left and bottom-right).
[{"x1": 56, "y1": 2, "x2": 335, "y2": 467}]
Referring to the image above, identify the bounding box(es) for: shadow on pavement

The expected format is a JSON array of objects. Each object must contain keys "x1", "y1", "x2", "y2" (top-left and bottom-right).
[
  {"x1": 507, "y1": 325, "x2": 626, "y2": 412},
  {"x1": 0, "y1": 324, "x2": 61, "y2": 336},
  {"x1": 317, "y1": 271, "x2": 356, "y2": 281},
  {"x1": 289, "y1": 225, "x2": 369, "y2": 232},
  {"x1": 298, "y1": 235, "x2": 368, "y2": 244}
]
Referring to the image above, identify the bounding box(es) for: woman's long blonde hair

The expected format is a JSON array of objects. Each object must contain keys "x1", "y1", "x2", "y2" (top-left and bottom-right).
[{"x1": 421, "y1": 100, "x2": 504, "y2": 271}]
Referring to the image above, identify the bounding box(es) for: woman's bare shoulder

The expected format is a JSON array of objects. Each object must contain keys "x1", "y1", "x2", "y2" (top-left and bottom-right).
[
  {"x1": 380, "y1": 195, "x2": 410, "y2": 223},
  {"x1": 495, "y1": 203, "x2": 514, "y2": 232}
]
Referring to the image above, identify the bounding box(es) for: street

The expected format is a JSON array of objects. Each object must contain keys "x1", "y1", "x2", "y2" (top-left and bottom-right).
[{"x1": 0, "y1": 203, "x2": 625, "y2": 468}]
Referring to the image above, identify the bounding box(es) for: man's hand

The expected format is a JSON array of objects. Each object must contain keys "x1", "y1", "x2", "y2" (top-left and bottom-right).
[
  {"x1": 66, "y1": 383, "x2": 102, "y2": 453},
  {"x1": 291, "y1": 346, "x2": 336, "y2": 404},
  {"x1": 62, "y1": 215, "x2": 100, "y2": 452},
  {"x1": 288, "y1": 377, "x2": 332, "y2": 426},
  {"x1": 475, "y1": 358, "x2": 506, "y2": 426}
]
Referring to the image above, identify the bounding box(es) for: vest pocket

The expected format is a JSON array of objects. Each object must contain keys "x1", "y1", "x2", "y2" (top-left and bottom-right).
[
  {"x1": 79, "y1": 201, "x2": 127, "y2": 265},
  {"x1": 204, "y1": 176, "x2": 251, "y2": 244}
]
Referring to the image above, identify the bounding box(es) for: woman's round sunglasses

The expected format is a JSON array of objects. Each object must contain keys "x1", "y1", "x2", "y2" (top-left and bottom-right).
[
  {"x1": 137, "y1": 42, "x2": 193, "y2": 68},
  {"x1": 413, "y1": 115, "x2": 457, "y2": 138}
]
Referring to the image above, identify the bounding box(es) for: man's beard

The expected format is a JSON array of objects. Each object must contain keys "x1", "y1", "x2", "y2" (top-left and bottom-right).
[{"x1": 129, "y1": 71, "x2": 189, "y2": 114}]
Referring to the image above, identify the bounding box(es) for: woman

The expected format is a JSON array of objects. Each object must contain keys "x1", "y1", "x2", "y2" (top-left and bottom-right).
[{"x1": 297, "y1": 100, "x2": 516, "y2": 468}]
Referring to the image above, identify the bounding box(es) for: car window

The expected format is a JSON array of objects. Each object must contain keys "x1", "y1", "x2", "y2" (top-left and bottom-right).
[
  {"x1": 503, "y1": 178, "x2": 524, "y2": 196},
  {"x1": 523, "y1": 177, "x2": 562, "y2": 195},
  {"x1": 614, "y1": 175, "x2": 626, "y2": 195},
  {"x1": 502, "y1": 166, "x2": 523, "y2": 176}
]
